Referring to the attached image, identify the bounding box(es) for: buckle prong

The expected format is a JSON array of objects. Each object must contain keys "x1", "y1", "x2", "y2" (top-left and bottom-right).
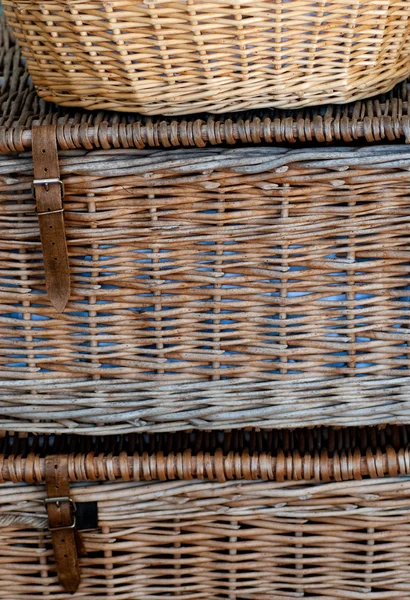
[
  {"x1": 45, "y1": 496, "x2": 77, "y2": 531},
  {"x1": 32, "y1": 178, "x2": 65, "y2": 200}
]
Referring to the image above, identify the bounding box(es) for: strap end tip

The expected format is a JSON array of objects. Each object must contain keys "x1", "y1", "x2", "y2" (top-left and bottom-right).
[
  {"x1": 48, "y1": 277, "x2": 70, "y2": 313},
  {"x1": 51, "y1": 296, "x2": 69, "y2": 314},
  {"x1": 63, "y1": 579, "x2": 81, "y2": 595}
]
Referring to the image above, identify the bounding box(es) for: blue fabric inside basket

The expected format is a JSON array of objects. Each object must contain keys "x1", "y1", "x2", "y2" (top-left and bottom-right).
[{"x1": 6, "y1": 240, "x2": 410, "y2": 375}]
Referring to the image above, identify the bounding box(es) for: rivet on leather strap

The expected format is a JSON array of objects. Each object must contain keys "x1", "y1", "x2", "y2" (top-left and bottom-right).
[
  {"x1": 32, "y1": 125, "x2": 70, "y2": 313},
  {"x1": 45, "y1": 456, "x2": 81, "y2": 594}
]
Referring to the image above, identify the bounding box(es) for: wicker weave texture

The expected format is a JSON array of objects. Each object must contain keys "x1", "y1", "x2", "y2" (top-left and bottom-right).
[
  {"x1": 3, "y1": 425, "x2": 408, "y2": 457},
  {"x1": 2, "y1": 146, "x2": 410, "y2": 433},
  {"x1": 4, "y1": 1, "x2": 410, "y2": 114},
  {"x1": 2, "y1": 421, "x2": 410, "y2": 485},
  {"x1": 1, "y1": 441, "x2": 409, "y2": 484},
  {"x1": 1, "y1": 476, "x2": 410, "y2": 598},
  {"x1": 3, "y1": 19, "x2": 410, "y2": 152}
]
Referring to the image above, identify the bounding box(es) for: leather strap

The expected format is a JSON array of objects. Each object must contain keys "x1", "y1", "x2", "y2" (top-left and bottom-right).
[
  {"x1": 32, "y1": 125, "x2": 70, "y2": 313},
  {"x1": 45, "y1": 456, "x2": 81, "y2": 594}
]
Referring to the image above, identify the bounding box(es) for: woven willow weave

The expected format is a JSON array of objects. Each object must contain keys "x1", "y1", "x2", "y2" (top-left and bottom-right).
[
  {"x1": 2, "y1": 144, "x2": 410, "y2": 433},
  {"x1": 0, "y1": 426, "x2": 410, "y2": 598},
  {"x1": 2, "y1": 14, "x2": 410, "y2": 435},
  {"x1": 4, "y1": 0, "x2": 410, "y2": 114},
  {"x1": 3, "y1": 18, "x2": 410, "y2": 152},
  {"x1": 2, "y1": 425, "x2": 410, "y2": 484},
  {"x1": 2, "y1": 478, "x2": 410, "y2": 598}
]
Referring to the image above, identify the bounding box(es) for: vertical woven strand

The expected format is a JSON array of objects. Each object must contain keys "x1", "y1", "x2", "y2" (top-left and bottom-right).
[{"x1": 279, "y1": 181, "x2": 289, "y2": 376}]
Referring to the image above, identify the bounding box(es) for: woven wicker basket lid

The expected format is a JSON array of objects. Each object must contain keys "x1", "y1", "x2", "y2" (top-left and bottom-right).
[{"x1": 1, "y1": 17, "x2": 410, "y2": 154}]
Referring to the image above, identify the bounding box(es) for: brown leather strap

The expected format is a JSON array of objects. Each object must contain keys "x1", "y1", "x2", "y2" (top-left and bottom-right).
[
  {"x1": 45, "y1": 456, "x2": 81, "y2": 594},
  {"x1": 32, "y1": 125, "x2": 70, "y2": 313}
]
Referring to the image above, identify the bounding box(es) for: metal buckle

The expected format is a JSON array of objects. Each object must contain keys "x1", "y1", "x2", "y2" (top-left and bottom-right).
[
  {"x1": 45, "y1": 496, "x2": 77, "y2": 531},
  {"x1": 32, "y1": 178, "x2": 65, "y2": 200}
]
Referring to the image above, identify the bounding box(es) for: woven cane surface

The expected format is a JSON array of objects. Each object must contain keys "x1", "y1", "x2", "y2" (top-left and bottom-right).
[
  {"x1": 2, "y1": 17, "x2": 410, "y2": 152},
  {"x1": 1, "y1": 143, "x2": 410, "y2": 433},
  {"x1": 4, "y1": 0, "x2": 410, "y2": 115},
  {"x1": 0, "y1": 475, "x2": 410, "y2": 598}
]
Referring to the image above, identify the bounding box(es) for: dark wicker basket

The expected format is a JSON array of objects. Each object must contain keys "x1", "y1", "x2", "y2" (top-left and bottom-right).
[{"x1": 1, "y1": 426, "x2": 410, "y2": 598}]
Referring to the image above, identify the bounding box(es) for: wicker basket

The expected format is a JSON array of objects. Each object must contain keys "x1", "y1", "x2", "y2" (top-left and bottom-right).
[
  {"x1": 1, "y1": 17, "x2": 410, "y2": 435},
  {"x1": 3, "y1": 138, "x2": 410, "y2": 433},
  {"x1": 1, "y1": 426, "x2": 410, "y2": 598},
  {"x1": 3, "y1": 1, "x2": 410, "y2": 115},
  {"x1": 3, "y1": 17, "x2": 410, "y2": 153}
]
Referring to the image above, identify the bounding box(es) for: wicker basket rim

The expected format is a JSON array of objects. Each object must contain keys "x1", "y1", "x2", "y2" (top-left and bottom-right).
[
  {"x1": 2, "y1": 426, "x2": 410, "y2": 484},
  {"x1": 1, "y1": 16, "x2": 410, "y2": 153}
]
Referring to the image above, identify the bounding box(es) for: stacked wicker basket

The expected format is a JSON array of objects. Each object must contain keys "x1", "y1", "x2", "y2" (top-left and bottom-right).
[{"x1": 1, "y1": 2, "x2": 410, "y2": 598}]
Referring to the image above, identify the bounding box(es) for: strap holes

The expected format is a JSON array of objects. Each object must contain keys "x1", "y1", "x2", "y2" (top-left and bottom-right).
[
  {"x1": 63, "y1": 554, "x2": 67, "y2": 558},
  {"x1": 44, "y1": 167, "x2": 48, "y2": 173},
  {"x1": 61, "y1": 538, "x2": 65, "y2": 543},
  {"x1": 52, "y1": 242, "x2": 55, "y2": 246},
  {"x1": 54, "y1": 257, "x2": 58, "y2": 261},
  {"x1": 54, "y1": 464, "x2": 58, "y2": 469},
  {"x1": 42, "y1": 149, "x2": 46, "y2": 153},
  {"x1": 49, "y1": 226, "x2": 53, "y2": 229}
]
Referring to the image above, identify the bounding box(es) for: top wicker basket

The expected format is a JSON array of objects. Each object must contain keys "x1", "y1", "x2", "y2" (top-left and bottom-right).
[{"x1": 4, "y1": 0, "x2": 410, "y2": 115}]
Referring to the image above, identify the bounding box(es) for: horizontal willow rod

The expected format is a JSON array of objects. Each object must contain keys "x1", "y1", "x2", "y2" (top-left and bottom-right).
[
  {"x1": 1, "y1": 447, "x2": 408, "y2": 484},
  {"x1": 1, "y1": 116, "x2": 409, "y2": 154}
]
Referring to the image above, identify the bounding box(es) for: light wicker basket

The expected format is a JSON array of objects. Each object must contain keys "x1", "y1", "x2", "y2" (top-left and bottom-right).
[
  {"x1": 1, "y1": 426, "x2": 410, "y2": 599},
  {"x1": 3, "y1": 0, "x2": 410, "y2": 115},
  {"x1": 3, "y1": 16, "x2": 410, "y2": 153}
]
